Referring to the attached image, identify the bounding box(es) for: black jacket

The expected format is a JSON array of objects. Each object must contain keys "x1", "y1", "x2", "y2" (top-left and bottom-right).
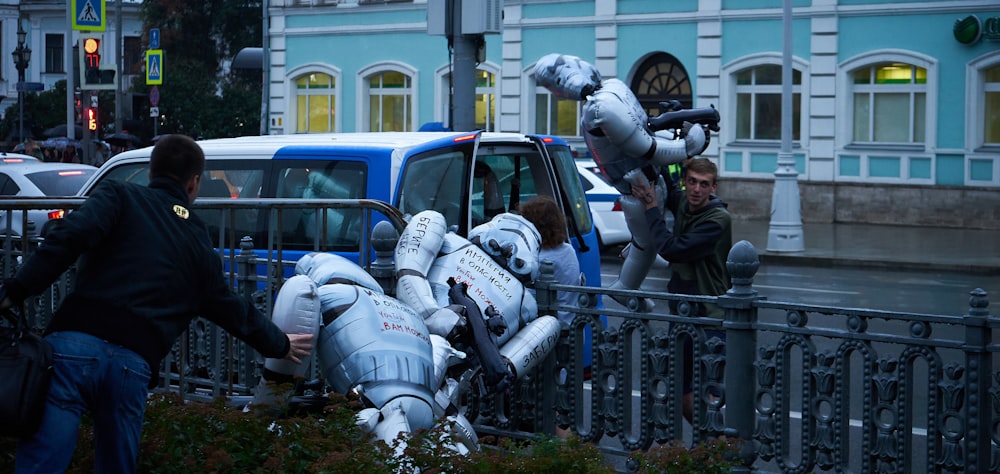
[
  {"x1": 645, "y1": 178, "x2": 732, "y2": 318},
  {"x1": 4, "y1": 177, "x2": 289, "y2": 369}
]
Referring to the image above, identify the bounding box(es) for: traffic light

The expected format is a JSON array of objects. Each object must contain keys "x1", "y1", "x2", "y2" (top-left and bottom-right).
[
  {"x1": 83, "y1": 36, "x2": 101, "y2": 83},
  {"x1": 78, "y1": 34, "x2": 116, "y2": 89},
  {"x1": 83, "y1": 93, "x2": 99, "y2": 133},
  {"x1": 85, "y1": 106, "x2": 98, "y2": 132}
]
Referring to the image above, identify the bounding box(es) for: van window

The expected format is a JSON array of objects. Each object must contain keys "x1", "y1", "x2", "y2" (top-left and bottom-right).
[
  {"x1": 196, "y1": 165, "x2": 266, "y2": 246},
  {"x1": 276, "y1": 161, "x2": 367, "y2": 250},
  {"x1": 397, "y1": 151, "x2": 466, "y2": 226},
  {"x1": 546, "y1": 145, "x2": 594, "y2": 237},
  {"x1": 472, "y1": 146, "x2": 552, "y2": 228},
  {"x1": 99, "y1": 162, "x2": 150, "y2": 186}
]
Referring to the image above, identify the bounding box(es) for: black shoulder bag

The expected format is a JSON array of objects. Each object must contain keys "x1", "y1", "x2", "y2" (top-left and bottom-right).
[{"x1": 0, "y1": 307, "x2": 53, "y2": 438}]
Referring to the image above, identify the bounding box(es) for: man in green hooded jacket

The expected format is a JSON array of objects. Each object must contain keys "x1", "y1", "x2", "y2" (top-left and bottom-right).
[{"x1": 630, "y1": 157, "x2": 732, "y2": 422}]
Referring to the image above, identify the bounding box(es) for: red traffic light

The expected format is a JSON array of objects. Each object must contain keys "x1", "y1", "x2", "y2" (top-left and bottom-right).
[
  {"x1": 86, "y1": 108, "x2": 98, "y2": 132},
  {"x1": 83, "y1": 37, "x2": 101, "y2": 69}
]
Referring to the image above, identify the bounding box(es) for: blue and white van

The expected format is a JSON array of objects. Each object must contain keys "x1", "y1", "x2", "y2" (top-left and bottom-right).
[{"x1": 77, "y1": 131, "x2": 603, "y2": 291}]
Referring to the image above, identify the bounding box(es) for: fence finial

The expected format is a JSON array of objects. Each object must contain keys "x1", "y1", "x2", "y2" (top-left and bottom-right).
[{"x1": 726, "y1": 240, "x2": 759, "y2": 296}]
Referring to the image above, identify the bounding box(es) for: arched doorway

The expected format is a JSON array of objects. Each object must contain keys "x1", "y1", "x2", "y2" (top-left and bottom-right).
[{"x1": 631, "y1": 52, "x2": 693, "y2": 115}]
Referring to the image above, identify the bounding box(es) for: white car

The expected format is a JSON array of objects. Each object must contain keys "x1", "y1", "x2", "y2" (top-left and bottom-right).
[
  {"x1": 576, "y1": 160, "x2": 630, "y2": 249},
  {"x1": 0, "y1": 162, "x2": 97, "y2": 238}
]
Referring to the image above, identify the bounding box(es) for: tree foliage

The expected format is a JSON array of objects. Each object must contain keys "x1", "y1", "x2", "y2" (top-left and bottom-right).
[
  {"x1": 0, "y1": 0, "x2": 262, "y2": 148},
  {"x1": 132, "y1": 0, "x2": 263, "y2": 140}
]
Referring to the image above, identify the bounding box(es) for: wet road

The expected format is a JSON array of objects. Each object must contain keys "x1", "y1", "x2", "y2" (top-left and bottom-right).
[{"x1": 601, "y1": 251, "x2": 1000, "y2": 316}]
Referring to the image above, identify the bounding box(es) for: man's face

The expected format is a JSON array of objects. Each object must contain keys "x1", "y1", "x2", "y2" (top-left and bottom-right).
[{"x1": 684, "y1": 170, "x2": 717, "y2": 212}]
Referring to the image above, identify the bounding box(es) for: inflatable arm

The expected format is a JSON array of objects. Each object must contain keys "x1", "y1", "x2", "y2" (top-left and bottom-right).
[{"x1": 396, "y1": 210, "x2": 466, "y2": 337}]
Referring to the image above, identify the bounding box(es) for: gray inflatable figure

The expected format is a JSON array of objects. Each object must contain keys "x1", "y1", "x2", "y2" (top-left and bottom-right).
[
  {"x1": 395, "y1": 210, "x2": 562, "y2": 398},
  {"x1": 534, "y1": 53, "x2": 708, "y2": 311},
  {"x1": 253, "y1": 252, "x2": 477, "y2": 454}
]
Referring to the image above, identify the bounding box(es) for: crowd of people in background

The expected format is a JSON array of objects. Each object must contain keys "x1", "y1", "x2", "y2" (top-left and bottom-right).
[{"x1": 10, "y1": 135, "x2": 138, "y2": 167}]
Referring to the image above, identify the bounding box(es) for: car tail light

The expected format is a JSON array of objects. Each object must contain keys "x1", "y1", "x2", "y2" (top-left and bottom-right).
[
  {"x1": 47, "y1": 210, "x2": 66, "y2": 220},
  {"x1": 2, "y1": 158, "x2": 26, "y2": 163},
  {"x1": 612, "y1": 200, "x2": 623, "y2": 212},
  {"x1": 58, "y1": 171, "x2": 86, "y2": 176}
]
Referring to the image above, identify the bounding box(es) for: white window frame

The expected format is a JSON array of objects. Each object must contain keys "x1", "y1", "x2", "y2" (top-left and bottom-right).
[
  {"x1": 357, "y1": 61, "x2": 418, "y2": 132},
  {"x1": 966, "y1": 50, "x2": 1000, "y2": 151},
  {"x1": 434, "y1": 61, "x2": 500, "y2": 131},
  {"x1": 286, "y1": 64, "x2": 342, "y2": 134},
  {"x1": 836, "y1": 50, "x2": 937, "y2": 151},
  {"x1": 721, "y1": 53, "x2": 809, "y2": 146}
]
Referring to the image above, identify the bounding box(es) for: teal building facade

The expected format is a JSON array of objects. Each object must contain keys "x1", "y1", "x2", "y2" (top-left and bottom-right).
[{"x1": 265, "y1": 0, "x2": 1000, "y2": 225}]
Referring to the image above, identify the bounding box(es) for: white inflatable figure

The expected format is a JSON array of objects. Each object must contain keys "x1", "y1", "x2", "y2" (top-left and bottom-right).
[
  {"x1": 254, "y1": 252, "x2": 478, "y2": 454},
  {"x1": 395, "y1": 210, "x2": 562, "y2": 396},
  {"x1": 534, "y1": 53, "x2": 710, "y2": 311}
]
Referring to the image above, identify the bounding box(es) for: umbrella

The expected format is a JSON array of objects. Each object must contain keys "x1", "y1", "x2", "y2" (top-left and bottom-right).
[
  {"x1": 104, "y1": 132, "x2": 143, "y2": 147},
  {"x1": 41, "y1": 137, "x2": 81, "y2": 150},
  {"x1": 43, "y1": 124, "x2": 84, "y2": 139}
]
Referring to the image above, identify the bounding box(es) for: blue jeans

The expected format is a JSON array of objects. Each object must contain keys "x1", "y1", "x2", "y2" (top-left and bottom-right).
[{"x1": 16, "y1": 331, "x2": 152, "y2": 474}]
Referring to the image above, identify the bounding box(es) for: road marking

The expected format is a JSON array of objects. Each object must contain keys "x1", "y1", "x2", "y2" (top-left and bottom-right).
[{"x1": 753, "y1": 284, "x2": 860, "y2": 295}]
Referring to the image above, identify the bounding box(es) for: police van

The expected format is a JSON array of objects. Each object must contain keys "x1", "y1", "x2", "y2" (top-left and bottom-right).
[{"x1": 77, "y1": 131, "x2": 602, "y2": 290}]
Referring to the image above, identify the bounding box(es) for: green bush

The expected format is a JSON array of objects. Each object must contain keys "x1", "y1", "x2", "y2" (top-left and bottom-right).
[
  {"x1": 629, "y1": 438, "x2": 742, "y2": 474},
  {"x1": 1, "y1": 391, "x2": 740, "y2": 473}
]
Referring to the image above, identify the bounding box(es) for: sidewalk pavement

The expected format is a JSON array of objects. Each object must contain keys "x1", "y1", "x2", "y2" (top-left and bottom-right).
[{"x1": 731, "y1": 219, "x2": 1000, "y2": 276}]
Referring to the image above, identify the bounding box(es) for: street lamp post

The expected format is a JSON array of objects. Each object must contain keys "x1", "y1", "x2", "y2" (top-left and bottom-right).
[{"x1": 12, "y1": 19, "x2": 31, "y2": 146}]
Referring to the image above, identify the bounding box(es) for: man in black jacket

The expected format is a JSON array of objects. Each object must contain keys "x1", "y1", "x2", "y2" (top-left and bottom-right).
[
  {"x1": 2, "y1": 134, "x2": 313, "y2": 473},
  {"x1": 630, "y1": 157, "x2": 732, "y2": 423}
]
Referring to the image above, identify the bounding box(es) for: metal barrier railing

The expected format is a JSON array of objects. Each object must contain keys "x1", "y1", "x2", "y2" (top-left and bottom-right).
[
  {"x1": 1, "y1": 198, "x2": 405, "y2": 400},
  {"x1": 2, "y1": 198, "x2": 996, "y2": 473}
]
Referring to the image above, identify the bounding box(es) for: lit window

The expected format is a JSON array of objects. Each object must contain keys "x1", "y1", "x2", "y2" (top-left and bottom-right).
[
  {"x1": 475, "y1": 70, "x2": 496, "y2": 131},
  {"x1": 851, "y1": 63, "x2": 926, "y2": 144},
  {"x1": 734, "y1": 65, "x2": 801, "y2": 141},
  {"x1": 367, "y1": 71, "x2": 412, "y2": 132},
  {"x1": 295, "y1": 72, "x2": 336, "y2": 133},
  {"x1": 443, "y1": 69, "x2": 497, "y2": 131},
  {"x1": 534, "y1": 88, "x2": 581, "y2": 136},
  {"x1": 984, "y1": 65, "x2": 1000, "y2": 145}
]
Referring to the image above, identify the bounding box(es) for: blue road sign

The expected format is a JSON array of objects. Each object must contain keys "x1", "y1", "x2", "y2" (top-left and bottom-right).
[
  {"x1": 146, "y1": 50, "x2": 163, "y2": 85},
  {"x1": 16, "y1": 82, "x2": 45, "y2": 92},
  {"x1": 150, "y1": 28, "x2": 160, "y2": 49},
  {"x1": 72, "y1": 0, "x2": 106, "y2": 31}
]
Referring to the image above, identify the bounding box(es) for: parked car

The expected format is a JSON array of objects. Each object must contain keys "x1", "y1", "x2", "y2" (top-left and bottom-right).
[
  {"x1": 576, "y1": 160, "x2": 630, "y2": 249},
  {"x1": 0, "y1": 152, "x2": 41, "y2": 165},
  {"x1": 0, "y1": 162, "x2": 97, "y2": 237}
]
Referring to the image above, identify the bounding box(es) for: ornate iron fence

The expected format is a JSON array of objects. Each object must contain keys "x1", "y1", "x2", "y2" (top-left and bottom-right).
[{"x1": 2, "y1": 198, "x2": 995, "y2": 473}]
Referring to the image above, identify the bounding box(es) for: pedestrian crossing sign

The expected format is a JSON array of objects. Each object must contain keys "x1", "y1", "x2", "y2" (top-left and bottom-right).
[
  {"x1": 72, "y1": 0, "x2": 106, "y2": 31},
  {"x1": 146, "y1": 50, "x2": 163, "y2": 85}
]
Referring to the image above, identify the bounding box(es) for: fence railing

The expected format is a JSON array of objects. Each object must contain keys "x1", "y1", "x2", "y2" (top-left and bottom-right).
[{"x1": 2, "y1": 198, "x2": 995, "y2": 473}]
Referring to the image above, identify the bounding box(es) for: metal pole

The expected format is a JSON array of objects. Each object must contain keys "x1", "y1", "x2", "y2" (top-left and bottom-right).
[
  {"x1": 766, "y1": 0, "x2": 804, "y2": 252},
  {"x1": 450, "y1": 0, "x2": 477, "y2": 132},
  {"x1": 115, "y1": 0, "x2": 123, "y2": 134},
  {"x1": 66, "y1": 2, "x2": 76, "y2": 142},
  {"x1": 15, "y1": 19, "x2": 27, "y2": 146}
]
